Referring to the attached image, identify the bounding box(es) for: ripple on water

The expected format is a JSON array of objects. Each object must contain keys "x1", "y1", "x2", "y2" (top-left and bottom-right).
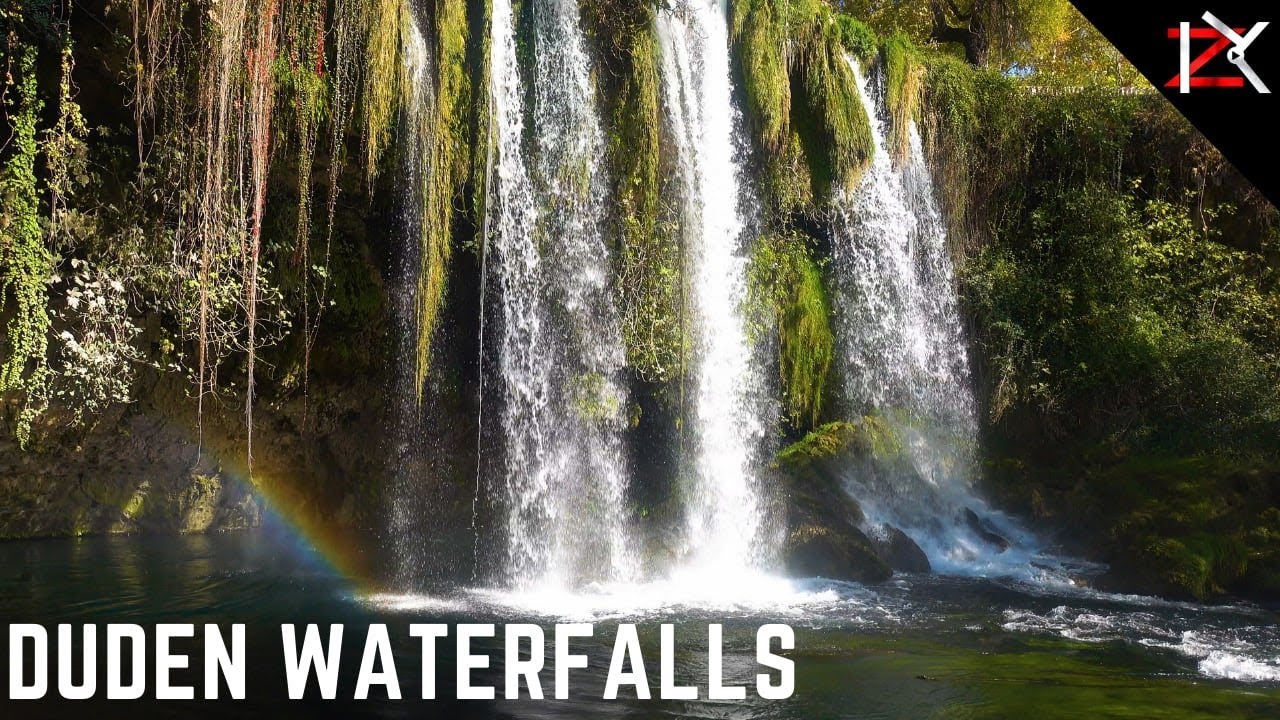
[{"x1": 1001, "y1": 604, "x2": 1280, "y2": 683}]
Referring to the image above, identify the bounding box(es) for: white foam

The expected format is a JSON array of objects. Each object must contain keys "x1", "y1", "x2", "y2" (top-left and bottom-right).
[
  {"x1": 1198, "y1": 650, "x2": 1280, "y2": 682},
  {"x1": 362, "y1": 592, "x2": 469, "y2": 613},
  {"x1": 363, "y1": 573, "x2": 899, "y2": 625},
  {"x1": 1003, "y1": 606, "x2": 1280, "y2": 683}
]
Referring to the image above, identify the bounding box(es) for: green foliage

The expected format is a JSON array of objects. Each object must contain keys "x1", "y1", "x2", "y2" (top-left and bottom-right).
[
  {"x1": 882, "y1": 33, "x2": 919, "y2": 161},
  {"x1": 927, "y1": 49, "x2": 1280, "y2": 599},
  {"x1": 849, "y1": 0, "x2": 1145, "y2": 91},
  {"x1": 1087, "y1": 456, "x2": 1280, "y2": 599},
  {"x1": 919, "y1": 55, "x2": 1024, "y2": 241},
  {"x1": 0, "y1": 47, "x2": 52, "y2": 445},
  {"x1": 793, "y1": 17, "x2": 874, "y2": 202},
  {"x1": 731, "y1": 0, "x2": 790, "y2": 155},
  {"x1": 731, "y1": 0, "x2": 875, "y2": 208},
  {"x1": 833, "y1": 15, "x2": 878, "y2": 62},
  {"x1": 778, "y1": 415, "x2": 903, "y2": 467},
  {"x1": 964, "y1": 175, "x2": 1280, "y2": 454},
  {"x1": 983, "y1": 0, "x2": 1073, "y2": 68},
  {"x1": 748, "y1": 232, "x2": 834, "y2": 431},
  {"x1": 48, "y1": 259, "x2": 143, "y2": 420},
  {"x1": 414, "y1": 0, "x2": 473, "y2": 399},
  {"x1": 276, "y1": 17, "x2": 330, "y2": 251},
  {"x1": 1025, "y1": 4, "x2": 1145, "y2": 88},
  {"x1": 587, "y1": 0, "x2": 682, "y2": 382},
  {"x1": 847, "y1": 0, "x2": 1070, "y2": 69},
  {"x1": 362, "y1": 0, "x2": 407, "y2": 185}
]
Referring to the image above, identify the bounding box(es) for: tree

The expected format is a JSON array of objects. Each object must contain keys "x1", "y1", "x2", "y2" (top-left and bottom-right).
[
  {"x1": 929, "y1": 0, "x2": 1069, "y2": 66},
  {"x1": 848, "y1": 0, "x2": 1070, "y2": 68}
]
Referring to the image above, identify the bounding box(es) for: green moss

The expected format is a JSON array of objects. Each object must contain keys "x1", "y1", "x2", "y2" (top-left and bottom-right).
[
  {"x1": 1002, "y1": 453, "x2": 1280, "y2": 600},
  {"x1": 570, "y1": 372, "x2": 621, "y2": 423},
  {"x1": 779, "y1": 421, "x2": 859, "y2": 465},
  {"x1": 749, "y1": 233, "x2": 834, "y2": 430},
  {"x1": 1134, "y1": 534, "x2": 1250, "y2": 601},
  {"x1": 276, "y1": 3, "x2": 331, "y2": 250},
  {"x1": 731, "y1": 1, "x2": 874, "y2": 208},
  {"x1": 731, "y1": 0, "x2": 790, "y2": 155},
  {"x1": 779, "y1": 416, "x2": 903, "y2": 468},
  {"x1": 918, "y1": 54, "x2": 1023, "y2": 238},
  {"x1": 413, "y1": 0, "x2": 473, "y2": 400},
  {"x1": 361, "y1": 0, "x2": 407, "y2": 185},
  {"x1": 587, "y1": 3, "x2": 682, "y2": 382},
  {"x1": 833, "y1": 15, "x2": 878, "y2": 61},
  {"x1": 792, "y1": 17, "x2": 874, "y2": 203},
  {"x1": 882, "y1": 34, "x2": 919, "y2": 161},
  {"x1": 120, "y1": 491, "x2": 144, "y2": 521}
]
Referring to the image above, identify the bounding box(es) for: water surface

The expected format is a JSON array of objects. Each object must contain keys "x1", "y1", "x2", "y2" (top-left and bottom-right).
[{"x1": 4, "y1": 529, "x2": 1279, "y2": 718}]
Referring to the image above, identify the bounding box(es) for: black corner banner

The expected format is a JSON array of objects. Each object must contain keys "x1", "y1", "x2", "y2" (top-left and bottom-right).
[{"x1": 1070, "y1": 1, "x2": 1280, "y2": 207}]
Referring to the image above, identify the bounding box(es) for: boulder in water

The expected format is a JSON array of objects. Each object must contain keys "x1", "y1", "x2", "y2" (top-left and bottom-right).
[
  {"x1": 775, "y1": 422, "x2": 894, "y2": 583},
  {"x1": 963, "y1": 508, "x2": 1011, "y2": 553},
  {"x1": 867, "y1": 525, "x2": 931, "y2": 574},
  {"x1": 785, "y1": 522, "x2": 891, "y2": 583}
]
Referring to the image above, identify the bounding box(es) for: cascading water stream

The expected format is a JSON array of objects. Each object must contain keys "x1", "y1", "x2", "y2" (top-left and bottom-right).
[
  {"x1": 388, "y1": 15, "x2": 433, "y2": 586},
  {"x1": 655, "y1": 0, "x2": 778, "y2": 575},
  {"x1": 830, "y1": 58, "x2": 1054, "y2": 579},
  {"x1": 484, "y1": 0, "x2": 634, "y2": 589}
]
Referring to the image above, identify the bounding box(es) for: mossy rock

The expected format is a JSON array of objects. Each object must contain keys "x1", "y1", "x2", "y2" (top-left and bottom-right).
[
  {"x1": 731, "y1": 0, "x2": 875, "y2": 209},
  {"x1": 881, "y1": 33, "x2": 921, "y2": 162},
  {"x1": 866, "y1": 524, "x2": 931, "y2": 574},
  {"x1": 773, "y1": 417, "x2": 920, "y2": 583},
  {"x1": 782, "y1": 475, "x2": 891, "y2": 583},
  {"x1": 747, "y1": 233, "x2": 835, "y2": 431},
  {"x1": 778, "y1": 416, "x2": 904, "y2": 468},
  {"x1": 1102, "y1": 534, "x2": 1240, "y2": 601}
]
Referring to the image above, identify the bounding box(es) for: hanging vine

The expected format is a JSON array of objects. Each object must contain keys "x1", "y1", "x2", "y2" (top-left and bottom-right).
[
  {"x1": 0, "y1": 0, "x2": 469, "y2": 456},
  {"x1": 362, "y1": 0, "x2": 406, "y2": 186},
  {"x1": 413, "y1": 0, "x2": 471, "y2": 400},
  {"x1": 0, "y1": 44, "x2": 51, "y2": 447},
  {"x1": 243, "y1": 0, "x2": 282, "y2": 469},
  {"x1": 300, "y1": 0, "x2": 361, "y2": 416}
]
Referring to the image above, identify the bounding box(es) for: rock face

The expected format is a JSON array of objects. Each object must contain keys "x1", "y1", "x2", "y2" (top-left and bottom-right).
[
  {"x1": 962, "y1": 507, "x2": 1011, "y2": 553},
  {"x1": 0, "y1": 366, "x2": 392, "y2": 541},
  {"x1": 867, "y1": 524, "x2": 931, "y2": 573},
  {"x1": 783, "y1": 480, "x2": 892, "y2": 583},
  {"x1": 0, "y1": 378, "x2": 262, "y2": 539},
  {"x1": 775, "y1": 421, "x2": 898, "y2": 583}
]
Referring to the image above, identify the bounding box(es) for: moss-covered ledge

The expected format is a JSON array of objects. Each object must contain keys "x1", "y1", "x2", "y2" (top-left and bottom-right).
[{"x1": 769, "y1": 417, "x2": 931, "y2": 582}]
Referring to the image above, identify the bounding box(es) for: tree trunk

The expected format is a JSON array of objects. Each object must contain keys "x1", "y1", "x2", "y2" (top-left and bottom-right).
[{"x1": 930, "y1": 0, "x2": 990, "y2": 66}]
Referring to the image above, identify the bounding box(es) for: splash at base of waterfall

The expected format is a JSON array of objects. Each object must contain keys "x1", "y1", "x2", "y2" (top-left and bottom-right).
[
  {"x1": 482, "y1": 0, "x2": 635, "y2": 589},
  {"x1": 831, "y1": 57, "x2": 1061, "y2": 583},
  {"x1": 655, "y1": 0, "x2": 778, "y2": 578},
  {"x1": 357, "y1": 569, "x2": 1280, "y2": 689}
]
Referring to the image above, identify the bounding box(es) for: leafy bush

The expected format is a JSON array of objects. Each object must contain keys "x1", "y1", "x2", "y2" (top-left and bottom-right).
[{"x1": 964, "y1": 183, "x2": 1280, "y2": 455}]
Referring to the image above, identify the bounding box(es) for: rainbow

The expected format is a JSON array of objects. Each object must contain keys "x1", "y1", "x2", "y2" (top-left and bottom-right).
[{"x1": 190, "y1": 439, "x2": 383, "y2": 591}]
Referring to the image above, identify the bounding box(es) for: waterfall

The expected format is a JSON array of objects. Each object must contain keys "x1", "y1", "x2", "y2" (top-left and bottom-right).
[
  {"x1": 388, "y1": 15, "x2": 433, "y2": 585},
  {"x1": 831, "y1": 58, "x2": 1043, "y2": 576},
  {"x1": 655, "y1": 0, "x2": 778, "y2": 573},
  {"x1": 484, "y1": 0, "x2": 634, "y2": 588}
]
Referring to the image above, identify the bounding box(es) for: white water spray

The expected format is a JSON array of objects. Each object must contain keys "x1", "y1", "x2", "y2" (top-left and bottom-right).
[
  {"x1": 485, "y1": 0, "x2": 634, "y2": 588},
  {"x1": 832, "y1": 58, "x2": 1052, "y2": 579},
  {"x1": 655, "y1": 0, "x2": 778, "y2": 574},
  {"x1": 388, "y1": 16, "x2": 434, "y2": 585}
]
